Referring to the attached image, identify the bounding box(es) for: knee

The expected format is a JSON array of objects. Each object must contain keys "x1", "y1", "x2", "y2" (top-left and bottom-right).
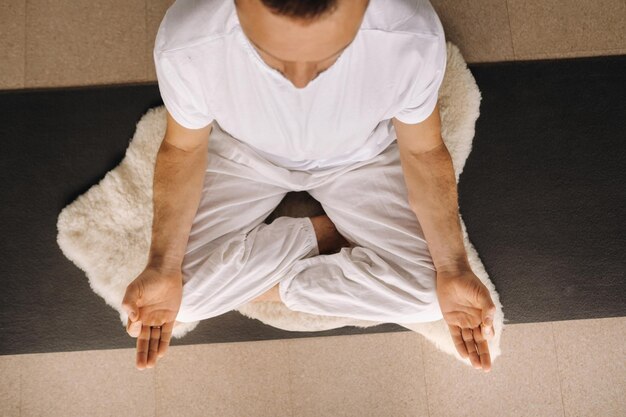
[
  {"x1": 175, "y1": 286, "x2": 224, "y2": 323},
  {"x1": 397, "y1": 262, "x2": 444, "y2": 323},
  {"x1": 394, "y1": 294, "x2": 443, "y2": 324},
  {"x1": 175, "y1": 301, "x2": 201, "y2": 323}
]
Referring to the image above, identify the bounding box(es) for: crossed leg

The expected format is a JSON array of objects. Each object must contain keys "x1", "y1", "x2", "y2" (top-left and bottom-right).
[
  {"x1": 176, "y1": 122, "x2": 442, "y2": 325},
  {"x1": 174, "y1": 125, "x2": 308, "y2": 322},
  {"x1": 175, "y1": 125, "x2": 349, "y2": 323},
  {"x1": 276, "y1": 141, "x2": 444, "y2": 324}
]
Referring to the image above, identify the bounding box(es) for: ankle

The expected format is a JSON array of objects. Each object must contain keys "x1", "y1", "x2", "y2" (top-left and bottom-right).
[{"x1": 309, "y1": 215, "x2": 349, "y2": 254}]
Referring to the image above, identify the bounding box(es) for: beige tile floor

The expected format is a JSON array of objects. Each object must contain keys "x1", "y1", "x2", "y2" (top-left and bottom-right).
[
  {"x1": 1, "y1": 316, "x2": 624, "y2": 417},
  {"x1": 1, "y1": 0, "x2": 625, "y2": 90}
]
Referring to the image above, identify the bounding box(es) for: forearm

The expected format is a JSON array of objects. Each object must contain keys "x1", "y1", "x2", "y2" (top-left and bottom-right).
[
  {"x1": 400, "y1": 143, "x2": 470, "y2": 272},
  {"x1": 147, "y1": 139, "x2": 208, "y2": 272}
]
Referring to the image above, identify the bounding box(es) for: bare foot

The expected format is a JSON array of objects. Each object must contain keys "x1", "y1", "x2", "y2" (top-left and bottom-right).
[
  {"x1": 251, "y1": 284, "x2": 282, "y2": 303},
  {"x1": 309, "y1": 214, "x2": 350, "y2": 255}
]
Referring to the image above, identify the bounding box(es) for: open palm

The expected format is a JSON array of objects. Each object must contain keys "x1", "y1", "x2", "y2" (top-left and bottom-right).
[
  {"x1": 122, "y1": 267, "x2": 183, "y2": 370},
  {"x1": 436, "y1": 267, "x2": 496, "y2": 372}
]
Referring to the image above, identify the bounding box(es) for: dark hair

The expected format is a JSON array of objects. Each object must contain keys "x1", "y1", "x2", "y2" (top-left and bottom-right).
[{"x1": 260, "y1": 0, "x2": 339, "y2": 20}]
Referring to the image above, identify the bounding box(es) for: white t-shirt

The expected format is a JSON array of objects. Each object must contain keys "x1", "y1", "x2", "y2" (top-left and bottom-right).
[{"x1": 154, "y1": 0, "x2": 447, "y2": 170}]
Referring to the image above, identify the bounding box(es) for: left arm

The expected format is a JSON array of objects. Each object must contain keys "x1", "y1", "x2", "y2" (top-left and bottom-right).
[
  {"x1": 393, "y1": 104, "x2": 497, "y2": 372},
  {"x1": 393, "y1": 104, "x2": 469, "y2": 273}
]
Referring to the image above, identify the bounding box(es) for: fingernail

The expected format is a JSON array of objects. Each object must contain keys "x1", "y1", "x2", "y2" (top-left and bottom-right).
[{"x1": 484, "y1": 327, "x2": 491, "y2": 336}]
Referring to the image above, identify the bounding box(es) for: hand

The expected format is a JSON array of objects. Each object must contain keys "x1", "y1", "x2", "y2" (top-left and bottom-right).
[
  {"x1": 436, "y1": 265, "x2": 496, "y2": 372},
  {"x1": 122, "y1": 266, "x2": 183, "y2": 370}
]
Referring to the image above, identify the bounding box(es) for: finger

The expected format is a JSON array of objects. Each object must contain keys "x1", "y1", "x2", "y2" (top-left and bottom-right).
[
  {"x1": 479, "y1": 291, "x2": 497, "y2": 329},
  {"x1": 122, "y1": 282, "x2": 141, "y2": 322},
  {"x1": 157, "y1": 321, "x2": 174, "y2": 359},
  {"x1": 146, "y1": 326, "x2": 161, "y2": 368},
  {"x1": 136, "y1": 324, "x2": 150, "y2": 370},
  {"x1": 462, "y1": 328, "x2": 481, "y2": 369},
  {"x1": 126, "y1": 319, "x2": 142, "y2": 338},
  {"x1": 474, "y1": 325, "x2": 492, "y2": 372},
  {"x1": 448, "y1": 324, "x2": 468, "y2": 358},
  {"x1": 481, "y1": 322, "x2": 495, "y2": 341}
]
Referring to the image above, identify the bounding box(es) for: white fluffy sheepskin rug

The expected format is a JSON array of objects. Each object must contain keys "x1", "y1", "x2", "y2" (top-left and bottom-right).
[{"x1": 57, "y1": 42, "x2": 506, "y2": 367}]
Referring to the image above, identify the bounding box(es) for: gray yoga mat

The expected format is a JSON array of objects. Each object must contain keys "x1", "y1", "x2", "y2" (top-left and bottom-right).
[{"x1": 0, "y1": 54, "x2": 624, "y2": 355}]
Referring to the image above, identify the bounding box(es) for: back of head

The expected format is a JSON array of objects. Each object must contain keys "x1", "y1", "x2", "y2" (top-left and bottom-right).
[{"x1": 259, "y1": 0, "x2": 339, "y2": 22}]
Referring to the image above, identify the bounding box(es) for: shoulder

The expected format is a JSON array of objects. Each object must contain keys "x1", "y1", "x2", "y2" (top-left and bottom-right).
[
  {"x1": 356, "y1": 0, "x2": 446, "y2": 82},
  {"x1": 154, "y1": 0, "x2": 238, "y2": 54},
  {"x1": 359, "y1": 0, "x2": 446, "y2": 70},
  {"x1": 361, "y1": 0, "x2": 444, "y2": 38}
]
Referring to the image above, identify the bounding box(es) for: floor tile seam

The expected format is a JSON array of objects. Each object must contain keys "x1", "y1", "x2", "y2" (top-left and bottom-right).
[
  {"x1": 23, "y1": 0, "x2": 27, "y2": 88},
  {"x1": 284, "y1": 339, "x2": 295, "y2": 417},
  {"x1": 549, "y1": 322, "x2": 567, "y2": 417},
  {"x1": 503, "y1": 0, "x2": 517, "y2": 59},
  {"x1": 16, "y1": 354, "x2": 23, "y2": 417},
  {"x1": 154, "y1": 363, "x2": 158, "y2": 417},
  {"x1": 144, "y1": 0, "x2": 149, "y2": 85},
  {"x1": 19, "y1": 355, "x2": 23, "y2": 417},
  {"x1": 517, "y1": 47, "x2": 626, "y2": 58},
  {"x1": 419, "y1": 337, "x2": 432, "y2": 417}
]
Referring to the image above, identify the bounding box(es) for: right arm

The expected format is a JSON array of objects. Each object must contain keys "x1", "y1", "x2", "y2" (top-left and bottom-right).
[
  {"x1": 147, "y1": 110, "x2": 213, "y2": 272},
  {"x1": 122, "y1": 110, "x2": 212, "y2": 370}
]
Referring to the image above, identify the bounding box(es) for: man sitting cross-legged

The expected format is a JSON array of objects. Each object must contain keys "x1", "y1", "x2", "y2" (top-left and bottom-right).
[{"x1": 122, "y1": 0, "x2": 496, "y2": 373}]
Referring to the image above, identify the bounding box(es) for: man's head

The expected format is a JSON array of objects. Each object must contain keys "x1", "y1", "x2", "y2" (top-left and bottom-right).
[{"x1": 235, "y1": 0, "x2": 369, "y2": 89}]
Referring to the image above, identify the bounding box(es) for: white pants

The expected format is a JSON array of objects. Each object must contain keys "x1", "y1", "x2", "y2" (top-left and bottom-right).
[{"x1": 176, "y1": 122, "x2": 444, "y2": 325}]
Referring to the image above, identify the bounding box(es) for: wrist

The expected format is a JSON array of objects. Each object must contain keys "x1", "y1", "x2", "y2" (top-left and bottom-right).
[
  {"x1": 435, "y1": 257, "x2": 472, "y2": 275},
  {"x1": 146, "y1": 254, "x2": 183, "y2": 274}
]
